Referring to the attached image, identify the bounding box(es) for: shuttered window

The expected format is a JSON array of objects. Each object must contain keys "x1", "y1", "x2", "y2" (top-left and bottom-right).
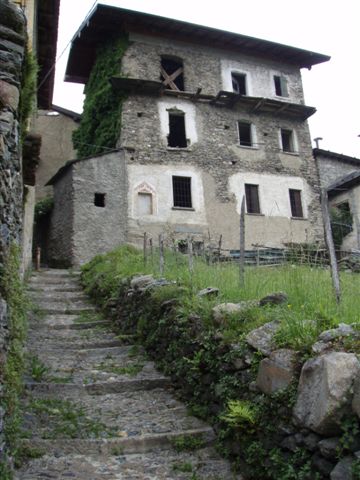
[
  {"x1": 289, "y1": 189, "x2": 303, "y2": 218},
  {"x1": 245, "y1": 184, "x2": 260, "y2": 214}
]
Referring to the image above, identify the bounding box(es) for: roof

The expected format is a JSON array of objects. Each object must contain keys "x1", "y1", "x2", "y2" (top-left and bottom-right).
[
  {"x1": 313, "y1": 148, "x2": 360, "y2": 167},
  {"x1": 37, "y1": 0, "x2": 60, "y2": 108},
  {"x1": 46, "y1": 149, "x2": 122, "y2": 186},
  {"x1": 51, "y1": 105, "x2": 81, "y2": 122},
  {"x1": 65, "y1": 4, "x2": 330, "y2": 84},
  {"x1": 328, "y1": 170, "x2": 360, "y2": 198}
]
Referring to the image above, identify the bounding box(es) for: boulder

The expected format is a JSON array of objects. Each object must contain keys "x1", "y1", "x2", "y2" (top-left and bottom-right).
[
  {"x1": 293, "y1": 352, "x2": 360, "y2": 435},
  {"x1": 245, "y1": 321, "x2": 280, "y2": 355},
  {"x1": 197, "y1": 287, "x2": 219, "y2": 298},
  {"x1": 212, "y1": 301, "x2": 257, "y2": 325},
  {"x1": 319, "y1": 323, "x2": 355, "y2": 343},
  {"x1": 318, "y1": 437, "x2": 340, "y2": 459},
  {"x1": 259, "y1": 291, "x2": 288, "y2": 307},
  {"x1": 0, "y1": 80, "x2": 19, "y2": 110},
  {"x1": 130, "y1": 275, "x2": 155, "y2": 289},
  {"x1": 304, "y1": 432, "x2": 321, "y2": 452},
  {"x1": 330, "y1": 456, "x2": 354, "y2": 480},
  {"x1": 256, "y1": 348, "x2": 297, "y2": 395},
  {"x1": 351, "y1": 375, "x2": 360, "y2": 418},
  {"x1": 312, "y1": 453, "x2": 336, "y2": 477}
]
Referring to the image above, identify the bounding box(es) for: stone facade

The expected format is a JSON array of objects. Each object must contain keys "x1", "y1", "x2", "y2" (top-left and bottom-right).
[
  {"x1": 315, "y1": 149, "x2": 360, "y2": 189},
  {"x1": 0, "y1": 0, "x2": 26, "y2": 468},
  {"x1": 49, "y1": 6, "x2": 329, "y2": 265}
]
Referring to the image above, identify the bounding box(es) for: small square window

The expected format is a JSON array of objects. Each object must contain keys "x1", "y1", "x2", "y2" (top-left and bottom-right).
[
  {"x1": 172, "y1": 176, "x2": 192, "y2": 208},
  {"x1": 274, "y1": 75, "x2": 288, "y2": 97},
  {"x1": 232, "y1": 73, "x2": 247, "y2": 95},
  {"x1": 94, "y1": 193, "x2": 106, "y2": 207},
  {"x1": 238, "y1": 122, "x2": 253, "y2": 147},
  {"x1": 281, "y1": 129, "x2": 295, "y2": 153},
  {"x1": 245, "y1": 184, "x2": 261, "y2": 214},
  {"x1": 289, "y1": 189, "x2": 303, "y2": 218}
]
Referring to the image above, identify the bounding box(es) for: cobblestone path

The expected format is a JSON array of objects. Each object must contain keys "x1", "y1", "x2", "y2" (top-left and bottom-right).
[{"x1": 15, "y1": 269, "x2": 240, "y2": 479}]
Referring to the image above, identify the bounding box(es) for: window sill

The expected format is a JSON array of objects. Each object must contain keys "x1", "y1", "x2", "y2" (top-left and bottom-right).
[
  {"x1": 172, "y1": 207, "x2": 195, "y2": 211},
  {"x1": 238, "y1": 145, "x2": 259, "y2": 150},
  {"x1": 281, "y1": 150, "x2": 299, "y2": 156},
  {"x1": 167, "y1": 147, "x2": 192, "y2": 152},
  {"x1": 246, "y1": 213, "x2": 264, "y2": 216},
  {"x1": 291, "y1": 216, "x2": 307, "y2": 221}
]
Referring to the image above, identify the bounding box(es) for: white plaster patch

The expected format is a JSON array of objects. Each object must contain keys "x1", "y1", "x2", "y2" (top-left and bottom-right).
[
  {"x1": 157, "y1": 99, "x2": 197, "y2": 146},
  {"x1": 221, "y1": 60, "x2": 253, "y2": 95},
  {"x1": 128, "y1": 164, "x2": 207, "y2": 225},
  {"x1": 229, "y1": 172, "x2": 310, "y2": 218}
]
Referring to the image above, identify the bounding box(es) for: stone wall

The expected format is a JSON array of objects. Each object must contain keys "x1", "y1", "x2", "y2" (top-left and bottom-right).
[
  {"x1": 0, "y1": 0, "x2": 26, "y2": 469},
  {"x1": 49, "y1": 151, "x2": 128, "y2": 266},
  {"x1": 316, "y1": 152, "x2": 360, "y2": 189}
]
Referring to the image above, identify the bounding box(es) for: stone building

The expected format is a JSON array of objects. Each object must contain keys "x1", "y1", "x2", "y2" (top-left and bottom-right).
[
  {"x1": 48, "y1": 4, "x2": 330, "y2": 266},
  {"x1": 314, "y1": 148, "x2": 360, "y2": 251}
]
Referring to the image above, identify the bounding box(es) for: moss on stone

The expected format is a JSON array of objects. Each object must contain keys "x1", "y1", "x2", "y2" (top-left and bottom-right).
[{"x1": 72, "y1": 35, "x2": 129, "y2": 159}]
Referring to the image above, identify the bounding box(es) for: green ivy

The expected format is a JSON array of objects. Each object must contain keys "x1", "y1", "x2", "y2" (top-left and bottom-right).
[
  {"x1": 0, "y1": 244, "x2": 29, "y2": 476},
  {"x1": 34, "y1": 196, "x2": 54, "y2": 222},
  {"x1": 20, "y1": 48, "x2": 38, "y2": 142},
  {"x1": 72, "y1": 35, "x2": 129, "y2": 158}
]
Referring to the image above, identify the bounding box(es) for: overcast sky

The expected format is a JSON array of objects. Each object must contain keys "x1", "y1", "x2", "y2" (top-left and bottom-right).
[{"x1": 52, "y1": 0, "x2": 360, "y2": 157}]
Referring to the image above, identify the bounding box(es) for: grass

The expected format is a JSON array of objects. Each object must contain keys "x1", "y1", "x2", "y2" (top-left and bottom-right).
[
  {"x1": 81, "y1": 245, "x2": 360, "y2": 352},
  {"x1": 95, "y1": 360, "x2": 144, "y2": 376}
]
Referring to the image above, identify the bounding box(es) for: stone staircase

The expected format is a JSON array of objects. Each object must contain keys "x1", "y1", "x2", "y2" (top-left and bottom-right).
[{"x1": 15, "y1": 269, "x2": 240, "y2": 479}]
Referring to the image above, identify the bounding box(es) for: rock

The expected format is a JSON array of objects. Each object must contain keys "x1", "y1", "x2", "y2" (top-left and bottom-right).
[
  {"x1": 319, "y1": 323, "x2": 355, "y2": 342},
  {"x1": 281, "y1": 435, "x2": 298, "y2": 452},
  {"x1": 212, "y1": 302, "x2": 245, "y2": 325},
  {"x1": 304, "y1": 432, "x2": 321, "y2": 451},
  {"x1": 330, "y1": 456, "x2": 355, "y2": 480},
  {"x1": 312, "y1": 453, "x2": 335, "y2": 476},
  {"x1": 130, "y1": 274, "x2": 154, "y2": 289},
  {"x1": 233, "y1": 357, "x2": 246, "y2": 370},
  {"x1": 256, "y1": 349, "x2": 297, "y2": 395},
  {"x1": 318, "y1": 437, "x2": 340, "y2": 459},
  {"x1": 0, "y1": 79, "x2": 19, "y2": 110},
  {"x1": 293, "y1": 352, "x2": 360, "y2": 435},
  {"x1": 245, "y1": 321, "x2": 280, "y2": 355},
  {"x1": 312, "y1": 341, "x2": 330, "y2": 355},
  {"x1": 197, "y1": 287, "x2": 219, "y2": 298},
  {"x1": 259, "y1": 291, "x2": 288, "y2": 307}
]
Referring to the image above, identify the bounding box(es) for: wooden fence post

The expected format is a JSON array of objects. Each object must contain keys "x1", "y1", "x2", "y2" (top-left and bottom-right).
[
  {"x1": 321, "y1": 188, "x2": 341, "y2": 304},
  {"x1": 143, "y1": 232, "x2": 147, "y2": 267},
  {"x1": 188, "y1": 235, "x2": 194, "y2": 273},
  {"x1": 159, "y1": 233, "x2": 164, "y2": 276},
  {"x1": 35, "y1": 246, "x2": 41, "y2": 271},
  {"x1": 239, "y1": 195, "x2": 245, "y2": 287}
]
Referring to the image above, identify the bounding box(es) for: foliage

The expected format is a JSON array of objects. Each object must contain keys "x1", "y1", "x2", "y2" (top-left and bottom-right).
[
  {"x1": 0, "y1": 244, "x2": 29, "y2": 475},
  {"x1": 34, "y1": 196, "x2": 54, "y2": 222},
  {"x1": 171, "y1": 435, "x2": 205, "y2": 452},
  {"x1": 72, "y1": 35, "x2": 128, "y2": 158},
  {"x1": 20, "y1": 48, "x2": 38, "y2": 141},
  {"x1": 220, "y1": 400, "x2": 258, "y2": 429},
  {"x1": 330, "y1": 204, "x2": 353, "y2": 249}
]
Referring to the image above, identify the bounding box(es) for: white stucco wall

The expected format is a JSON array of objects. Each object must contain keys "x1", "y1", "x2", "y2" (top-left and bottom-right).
[
  {"x1": 228, "y1": 172, "x2": 310, "y2": 218},
  {"x1": 128, "y1": 163, "x2": 207, "y2": 225},
  {"x1": 157, "y1": 99, "x2": 198, "y2": 147}
]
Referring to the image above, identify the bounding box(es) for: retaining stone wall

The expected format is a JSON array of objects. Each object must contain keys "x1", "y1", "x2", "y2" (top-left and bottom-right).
[{"x1": 0, "y1": 0, "x2": 26, "y2": 468}]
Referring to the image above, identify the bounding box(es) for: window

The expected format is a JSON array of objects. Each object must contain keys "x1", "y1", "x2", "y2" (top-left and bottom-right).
[
  {"x1": 232, "y1": 72, "x2": 247, "y2": 95},
  {"x1": 172, "y1": 176, "x2": 192, "y2": 208},
  {"x1": 238, "y1": 122, "x2": 253, "y2": 147},
  {"x1": 94, "y1": 193, "x2": 106, "y2": 207},
  {"x1": 289, "y1": 189, "x2": 303, "y2": 218},
  {"x1": 168, "y1": 111, "x2": 187, "y2": 148},
  {"x1": 137, "y1": 192, "x2": 153, "y2": 215},
  {"x1": 160, "y1": 56, "x2": 184, "y2": 91},
  {"x1": 274, "y1": 75, "x2": 288, "y2": 97},
  {"x1": 245, "y1": 184, "x2": 261, "y2": 214},
  {"x1": 280, "y1": 128, "x2": 295, "y2": 153}
]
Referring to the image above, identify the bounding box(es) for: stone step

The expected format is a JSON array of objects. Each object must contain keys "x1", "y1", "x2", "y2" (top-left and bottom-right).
[
  {"x1": 19, "y1": 427, "x2": 215, "y2": 456},
  {"x1": 28, "y1": 291, "x2": 88, "y2": 301},
  {"x1": 34, "y1": 304, "x2": 96, "y2": 315},
  {"x1": 31, "y1": 269, "x2": 79, "y2": 276},
  {"x1": 28, "y1": 276, "x2": 80, "y2": 285},
  {"x1": 14, "y1": 448, "x2": 240, "y2": 480},
  {"x1": 28, "y1": 284, "x2": 83, "y2": 292},
  {"x1": 26, "y1": 375, "x2": 171, "y2": 396},
  {"x1": 27, "y1": 338, "x2": 125, "y2": 351},
  {"x1": 28, "y1": 314, "x2": 110, "y2": 330}
]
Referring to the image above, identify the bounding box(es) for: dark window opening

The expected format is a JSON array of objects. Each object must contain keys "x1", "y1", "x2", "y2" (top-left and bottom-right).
[
  {"x1": 289, "y1": 189, "x2": 303, "y2": 218},
  {"x1": 330, "y1": 201, "x2": 353, "y2": 247},
  {"x1": 232, "y1": 73, "x2": 247, "y2": 95},
  {"x1": 168, "y1": 112, "x2": 187, "y2": 148},
  {"x1": 281, "y1": 129, "x2": 294, "y2": 152},
  {"x1": 173, "y1": 176, "x2": 192, "y2": 208},
  {"x1": 245, "y1": 184, "x2": 260, "y2": 214},
  {"x1": 161, "y1": 57, "x2": 184, "y2": 91},
  {"x1": 238, "y1": 122, "x2": 252, "y2": 147},
  {"x1": 94, "y1": 193, "x2": 106, "y2": 207},
  {"x1": 274, "y1": 75, "x2": 288, "y2": 97}
]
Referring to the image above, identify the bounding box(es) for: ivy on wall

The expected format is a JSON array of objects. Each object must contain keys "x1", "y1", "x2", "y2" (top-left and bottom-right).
[{"x1": 72, "y1": 35, "x2": 129, "y2": 159}]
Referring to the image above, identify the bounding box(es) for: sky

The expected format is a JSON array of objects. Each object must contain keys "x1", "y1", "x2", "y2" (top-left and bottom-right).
[{"x1": 52, "y1": 0, "x2": 360, "y2": 158}]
